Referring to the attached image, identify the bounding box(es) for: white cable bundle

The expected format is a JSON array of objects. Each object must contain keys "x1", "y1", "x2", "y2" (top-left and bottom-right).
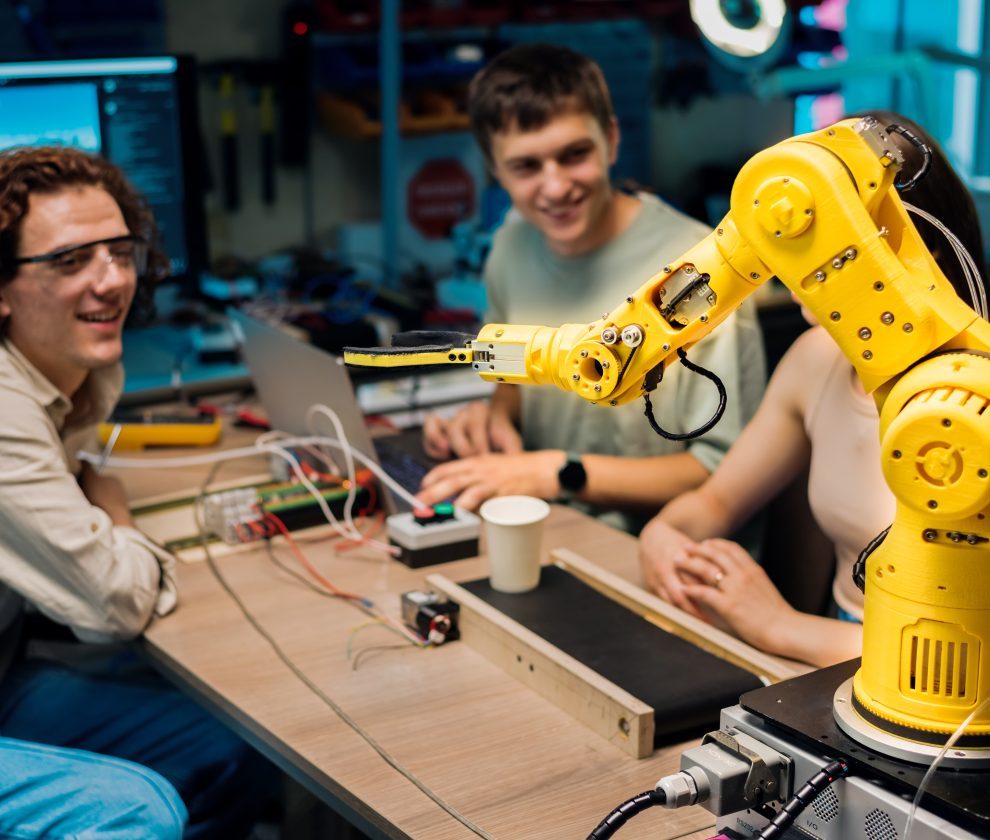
[
  {"x1": 79, "y1": 403, "x2": 423, "y2": 554},
  {"x1": 902, "y1": 200, "x2": 989, "y2": 319}
]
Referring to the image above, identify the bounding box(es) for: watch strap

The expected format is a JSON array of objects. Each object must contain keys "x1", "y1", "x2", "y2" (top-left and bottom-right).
[{"x1": 557, "y1": 451, "x2": 587, "y2": 501}]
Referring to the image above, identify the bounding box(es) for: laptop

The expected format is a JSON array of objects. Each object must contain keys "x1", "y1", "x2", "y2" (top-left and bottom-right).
[{"x1": 227, "y1": 307, "x2": 434, "y2": 513}]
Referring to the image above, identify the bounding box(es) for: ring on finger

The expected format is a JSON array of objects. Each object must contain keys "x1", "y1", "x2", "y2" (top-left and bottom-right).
[{"x1": 711, "y1": 571, "x2": 724, "y2": 590}]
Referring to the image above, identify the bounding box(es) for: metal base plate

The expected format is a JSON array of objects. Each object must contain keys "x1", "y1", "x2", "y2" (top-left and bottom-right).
[
  {"x1": 833, "y1": 677, "x2": 990, "y2": 769},
  {"x1": 740, "y1": 660, "x2": 990, "y2": 833}
]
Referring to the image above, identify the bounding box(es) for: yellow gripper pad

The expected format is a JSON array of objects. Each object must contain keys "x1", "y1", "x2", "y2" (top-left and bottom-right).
[{"x1": 343, "y1": 330, "x2": 475, "y2": 369}]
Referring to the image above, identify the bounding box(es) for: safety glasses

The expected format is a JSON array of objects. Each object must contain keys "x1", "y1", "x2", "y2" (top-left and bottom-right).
[{"x1": 14, "y1": 234, "x2": 148, "y2": 278}]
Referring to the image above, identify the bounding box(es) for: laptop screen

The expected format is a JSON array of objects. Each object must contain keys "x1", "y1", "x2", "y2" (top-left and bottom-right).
[
  {"x1": 227, "y1": 307, "x2": 432, "y2": 514},
  {"x1": 228, "y1": 309, "x2": 379, "y2": 459}
]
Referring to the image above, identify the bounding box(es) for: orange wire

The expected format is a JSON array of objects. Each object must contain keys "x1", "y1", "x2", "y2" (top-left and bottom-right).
[
  {"x1": 336, "y1": 479, "x2": 384, "y2": 550},
  {"x1": 334, "y1": 476, "x2": 390, "y2": 552},
  {"x1": 362, "y1": 511, "x2": 384, "y2": 541},
  {"x1": 263, "y1": 514, "x2": 419, "y2": 643},
  {"x1": 264, "y1": 511, "x2": 366, "y2": 602},
  {"x1": 336, "y1": 511, "x2": 386, "y2": 552}
]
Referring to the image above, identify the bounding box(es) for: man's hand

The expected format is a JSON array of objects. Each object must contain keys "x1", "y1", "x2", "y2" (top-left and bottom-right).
[
  {"x1": 417, "y1": 449, "x2": 563, "y2": 511},
  {"x1": 78, "y1": 463, "x2": 135, "y2": 527},
  {"x1": 422, "y1": 400, "x2": 523, "y2": 460}
]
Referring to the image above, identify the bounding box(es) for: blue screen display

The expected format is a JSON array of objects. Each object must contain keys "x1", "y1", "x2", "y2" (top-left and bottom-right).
[{"x1": 0, "y1": 57, "x2": 204, "y2": 280}]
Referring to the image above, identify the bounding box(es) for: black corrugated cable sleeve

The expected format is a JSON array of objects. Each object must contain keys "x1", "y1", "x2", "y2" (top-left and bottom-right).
[
  {"x1": 586, "y1": 788, "x2": 667, "y2": 840},
  {"x1": 756, "y1": 759, "x2": 850, "y2": 840}
]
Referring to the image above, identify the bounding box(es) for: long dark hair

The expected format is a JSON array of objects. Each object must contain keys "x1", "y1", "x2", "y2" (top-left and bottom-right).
[{"x1": 855, "y1": 110, "x2": 988, "y2": 304}]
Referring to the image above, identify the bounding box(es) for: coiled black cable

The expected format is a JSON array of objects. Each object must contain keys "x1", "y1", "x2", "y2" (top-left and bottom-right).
[
  {"x1": 643, "y1": 348, "x2": 727, "y2": 441},
  {"x1": 586, "y1": 787, "x2": 667, "y2": 839},
  {"x1": 852, "y1": 524, "x2": 891, "y2": 593}
]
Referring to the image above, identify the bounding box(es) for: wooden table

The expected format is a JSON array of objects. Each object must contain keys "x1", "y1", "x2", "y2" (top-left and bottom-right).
[{"x1": 121, "y1": 433, "x2": 767, "y2": 840}]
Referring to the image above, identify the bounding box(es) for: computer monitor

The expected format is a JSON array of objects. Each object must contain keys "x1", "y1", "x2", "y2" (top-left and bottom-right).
[{"x1": 0, "y1": 55, "x2": 207, "y2": 285}]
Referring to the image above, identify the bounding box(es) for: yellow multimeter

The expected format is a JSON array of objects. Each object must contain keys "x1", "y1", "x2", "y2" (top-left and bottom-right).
[{"x1": 98, "y1": 412, "x2": 223, "y2": 450}]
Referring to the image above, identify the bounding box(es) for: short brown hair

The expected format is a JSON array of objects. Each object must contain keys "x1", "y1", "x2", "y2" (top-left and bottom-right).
[
  {"x1": 468, "y1": 43, "x2": 615, "y2": 164},
  {"x1": 0, "y1": 146, "x2": 169, "y2": 320}
]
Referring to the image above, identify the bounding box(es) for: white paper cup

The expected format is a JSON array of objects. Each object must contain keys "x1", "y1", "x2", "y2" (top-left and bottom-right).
[{"x1": 479, "y1": 495, "x2": 551, "y2": 593}]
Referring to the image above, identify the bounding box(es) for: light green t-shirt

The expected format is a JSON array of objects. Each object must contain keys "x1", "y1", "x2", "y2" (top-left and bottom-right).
[{"x1": 485, "y1": 193, "x2": 767, "y2": 530}]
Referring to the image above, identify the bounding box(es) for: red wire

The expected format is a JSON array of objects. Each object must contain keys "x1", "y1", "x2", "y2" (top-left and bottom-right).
[
  {"x1": 365, "y1": 415, "x2": 400, "y2": 432},
  {"x1": 357, "y1": 480, "x2": 377, "y2": 516},
  {"x1": 334, "y1": 477, "x2": 385, "y2": 551},
  {"x1": 196, "y1": 401, "x2": 270, "y2": 429},
  {"x1": 331, "y1": 469, "x2": 388, "y2": 551},
  {"x1": 247, "y1": 519, "x2": 268, "y2": 538},
  {"x1": 263, "y1": 511, "x2": 365, "y2": 601}
]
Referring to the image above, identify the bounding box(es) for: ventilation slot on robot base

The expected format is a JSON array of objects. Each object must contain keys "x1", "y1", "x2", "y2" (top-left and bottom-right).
[
  {"x1": 902, "y1": 620, "x2": 979, "y2": 704},
  {"x1": 810, "y1": 785, "x2": 839, "y2": 823},
  {"x1": 864, "y1": 806, "x2": 897, "y2": 840}
]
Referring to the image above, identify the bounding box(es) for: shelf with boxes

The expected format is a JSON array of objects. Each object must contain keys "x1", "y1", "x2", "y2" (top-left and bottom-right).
[
  {"x1": 312, "y1": 15, "x2": 661, "y2": 276},
  {"x1": 313, "y1": 30, "x2": 499, "y2": 138},
  {"x1": 314, "y1": 1, "x2": 509, "y2": 33},
  {"x1": 313, "y1": 18, "x2": 657, "y2": 183},
  {"x1": 317, "y1": 87, "x2": 470, "y2": 139},
  {"x1": 313, "y1": 0, "x2": 681, "y2": 33}
]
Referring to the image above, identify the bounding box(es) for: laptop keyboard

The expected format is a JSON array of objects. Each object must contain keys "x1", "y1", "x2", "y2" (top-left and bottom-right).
[{"x1": 374, "y1": 439, "x2": 431, "y2": 495}]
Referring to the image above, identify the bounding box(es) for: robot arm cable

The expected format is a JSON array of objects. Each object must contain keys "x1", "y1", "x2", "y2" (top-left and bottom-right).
[
  {"x1": 585, "y1": 787, "x2": 667, "y2": 840},
  {"x1": 852, "y1": 523, "x2": 892, "y2": 593},
  {"x1": 886, "y1": 122, "x2": 932, "y2": 191},
  {"x1": 643, "y1": 348, "x2": 728, "y2": 441},
  {"x1": 754, "y1": 758, "x2": 850, "y2": 840},
  {"x1": 902, "y1": 200, "x2": 988, "y2": 318}
]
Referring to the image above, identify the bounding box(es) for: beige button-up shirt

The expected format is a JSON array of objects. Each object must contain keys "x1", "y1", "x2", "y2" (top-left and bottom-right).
[{"x1": 0, "y1": 337, "x2": 177, "y2": 678}]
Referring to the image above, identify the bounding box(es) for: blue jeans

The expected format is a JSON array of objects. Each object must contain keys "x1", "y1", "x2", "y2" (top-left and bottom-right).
[
  {"x1": 0, "y1": 735, "x2": 187, "y2": 839},
  {"x1": 0, "y1": 657, "x2": 276, "y2": 839}
]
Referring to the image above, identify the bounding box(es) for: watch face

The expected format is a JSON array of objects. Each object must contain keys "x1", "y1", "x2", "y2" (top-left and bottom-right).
[{"x1": 559, "y1": 458, "x2": 587, "y2": 492}]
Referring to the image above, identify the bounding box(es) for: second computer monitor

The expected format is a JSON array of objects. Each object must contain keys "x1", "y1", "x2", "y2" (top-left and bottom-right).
[{"x1": 0, "y1": 55, "x2": 208, "y2": 286}]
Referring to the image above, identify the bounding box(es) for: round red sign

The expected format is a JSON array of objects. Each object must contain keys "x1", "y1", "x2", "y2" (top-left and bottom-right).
[{"x1": 407, "y1": 159, "x2": 475, "y2": 239}]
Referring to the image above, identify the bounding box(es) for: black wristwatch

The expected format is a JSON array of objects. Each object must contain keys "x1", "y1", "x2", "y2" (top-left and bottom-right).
[{"x1": 557, "y1": 452, "x2": 587, "y2": 501}]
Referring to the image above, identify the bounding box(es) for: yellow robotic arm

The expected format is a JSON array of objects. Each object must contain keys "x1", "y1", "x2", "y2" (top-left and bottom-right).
[
  {"x1": 348, "y1": 118, "x2": 979, "y2": 409},
  {"x1": 346, "y1": 116, "x2": 990, "y2": 756},
  {"x1": 723, "y1": 116, "x2": 990, "y2": 759}
]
